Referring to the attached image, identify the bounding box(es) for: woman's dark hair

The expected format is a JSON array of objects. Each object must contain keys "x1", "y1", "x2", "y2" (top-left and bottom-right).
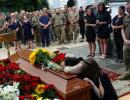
[
  {"x1": 86, "y1": 8, "x2": 94, "y2": 16},
  {"x1": 64, "y1": 57, "x2": 84, "y2": 66},
  {"x1": 85, "y1": 5, "x2": 93, "y2": 12},
  {"x1": 79, "y1": 58, "x2": 101, "y2": 80},
  {"x1": 119, "y1": 6, "x2": 125, "y2": 11},
  {"x1": 98, "y1": 2, "x2": 106, "y2": 12}
]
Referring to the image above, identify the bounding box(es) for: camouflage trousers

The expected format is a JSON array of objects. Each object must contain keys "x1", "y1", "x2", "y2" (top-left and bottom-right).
[
  {"x1": 69, "y1": 24, "x2": 79, "y2": 42},
  {"x1": 54, "y1": 26, "x2": 66, "y2": 43},
  {"x1": 124, "y1": 46, "x2": 130, "y2": 71},
  {"x1": 33, "y1": 26, "x2": 41, "y2": 45}
]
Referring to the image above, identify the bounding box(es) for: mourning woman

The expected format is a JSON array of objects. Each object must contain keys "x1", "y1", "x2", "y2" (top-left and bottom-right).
[
  {"x1": 9, "y1": 17, "x2": 22, "y2": 50},
  {"x1": 85, "y1": 8, "x2": 96, "y2": 57},
  {"x1": 63, "y1": 58, "x2": 118, "y2": 100},
  {"x1": 96, "y1": 2, "x2": 111, "y2": 59},
  {"x1": 112, "y1": 6, "x2": 126, "y2": 63},
  {"x1": 22, "y1": 16, "x2": 34, "y2": 49}
]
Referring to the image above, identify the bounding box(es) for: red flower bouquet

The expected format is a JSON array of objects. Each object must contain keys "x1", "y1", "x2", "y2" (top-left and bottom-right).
[{"x1": 52, "y1": 53, "x2": 65, "y2": 65}]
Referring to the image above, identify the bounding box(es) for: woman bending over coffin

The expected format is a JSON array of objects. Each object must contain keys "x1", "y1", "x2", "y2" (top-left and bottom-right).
[{"x1": 63, "y1": 57, "x2": 118, "y2": 100}]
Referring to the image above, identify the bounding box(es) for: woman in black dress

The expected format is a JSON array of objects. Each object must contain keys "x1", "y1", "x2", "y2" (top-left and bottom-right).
[
  {"x1": 9, "y1": 17, "x2": 22, "y2": 50},
  {"x1": 85, "y1": 8, "x2": 96, "y2": 57},
  {"x1": 63, "y1": 57, "x2": 118, "y2": 100},
  {"x1": 112, "y1": 6, "x2": 126, "y2": 63},
  {"x1": 22, "y1": 16, "x2": 34, "y2": 48},
  {"x1": 96, "y1": 2, "x2": 111, "y2": 59}
]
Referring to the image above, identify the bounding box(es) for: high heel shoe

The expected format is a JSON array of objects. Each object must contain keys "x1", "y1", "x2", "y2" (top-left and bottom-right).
[
  {"x1": 91, "y1": 53, "x2": 95, "y2": 57},
  {"x1": 87, "y1": 53, "x2": 92, "y2": 57}
]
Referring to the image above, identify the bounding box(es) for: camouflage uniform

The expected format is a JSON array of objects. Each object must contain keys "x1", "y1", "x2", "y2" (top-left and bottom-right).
[
  {"x1": 53, "y1": 13, "x2": 66, "y2": 43},
  {"x1": 123, "y1": 15, "x2": 130, "y2": 71},
  {"x1": 0, "y1": 17, "x2": 5, "y2": 48},
  {"x1": 0, "y1": 18, "x2": 5, "y2": 34},
  {"x1": 68, "y1": 10, "x2": 79, "y2": 43},
  {"x1": 31, "y1": 15, "x2": 41, "y2": 46},
  {"x1": 63, "y1": 11, "x2": 70, "y2": 42}
]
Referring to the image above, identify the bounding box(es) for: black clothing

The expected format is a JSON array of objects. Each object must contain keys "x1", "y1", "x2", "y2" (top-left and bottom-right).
[
  {"x1": 79, "y1": 10, "x2": 85, "y2": 39},
  {"x1": 85, "y1": 14, "x2": 96, "y2": 42},
  {"x1": 96, "y1": 11, "x2": 111, "y2": 39},
  {"x1": 112, "y1": 14, "x2": 126, "y2": 60},
  {"x1": 22, "y1": 21, "x2": 33, "y2": 42},
  {"x1": 91, "y1": 74, "x2": 118, "y2": 100}
]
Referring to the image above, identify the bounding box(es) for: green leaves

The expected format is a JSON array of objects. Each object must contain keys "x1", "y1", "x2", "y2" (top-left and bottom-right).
[{"x1": 0, "y1": 0, "x2": 49, "y2": 12}]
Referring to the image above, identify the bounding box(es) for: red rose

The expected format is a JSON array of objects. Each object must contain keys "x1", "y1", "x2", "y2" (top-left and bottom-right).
[
  {"x1": 0, "y1": 64, "x2": 3, "y2": 67},
  {"x1": 29, "y1": 82, "x2": 38, "y2": 88},
  {"x1": 12, "y1": 74, "x2": 22, "y2": 82},
  {"x1": 22, "y1": 75, "x2": 32, "y2": 82},
  {"x1": 44, "y1": 84, "x2": 54, "y2": 90},
  {"x1": 0, "y1": 67, "x2": 5, "y2": 72},
  {"x1": 7, "y1": 63, "x2": 20, "y2": 70},
  {"x1": 19, "y1": 96, "x2": 25, "y2": 100},
  {"x1": 23, "y1": 85, "x2": 31, "y2": 92}
]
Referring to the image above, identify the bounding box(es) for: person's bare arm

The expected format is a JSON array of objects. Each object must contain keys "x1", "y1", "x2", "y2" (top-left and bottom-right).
[{"x1": 64, "y1": 61, "x2": 84, "y2": 74}]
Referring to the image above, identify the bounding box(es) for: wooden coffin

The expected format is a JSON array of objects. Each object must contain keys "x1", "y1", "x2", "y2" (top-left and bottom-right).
[{"x1": 9, "y1": 50, "x2": 92, "y2": 100}]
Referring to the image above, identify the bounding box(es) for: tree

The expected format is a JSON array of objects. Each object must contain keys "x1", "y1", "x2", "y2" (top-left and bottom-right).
[
  {"x1": 0, "y1": 0, "x2": 49, "y2": 12},
  {"x1": 67, "y1": 0, "x2": 77, "y2": 7},
  {"x1": 37, "y1": 0, "x2": 49, "y2": 9}
]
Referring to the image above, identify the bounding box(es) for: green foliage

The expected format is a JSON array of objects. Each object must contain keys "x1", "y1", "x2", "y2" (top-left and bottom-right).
[
  {"x1": 0, "y1": 0, "x2": 49, "y2": 12},
  {"x1": 35, "y1": 49, "x2": 51, "y2": 66},
  {"x1": 67, "y1": 0, "x2": 76, "y2": 7}
]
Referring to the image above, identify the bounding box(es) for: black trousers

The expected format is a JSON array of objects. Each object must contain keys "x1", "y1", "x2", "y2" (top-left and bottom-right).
[
  {"x1": 41, "y1": 29, "x2": 50, "y2": 46},
  {"x1": 114, "y1": 32, "x2": 123, "y2": 60},
  {"x1": 79, "y1": 23, "x2": 85, "y2": 39}
]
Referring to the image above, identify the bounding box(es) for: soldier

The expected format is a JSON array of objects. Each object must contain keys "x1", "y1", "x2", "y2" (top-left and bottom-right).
[
  {"x1": 31, "y1": 11, "x2": 41, "y2": 46},
  {"x1": 52, "y1": 8, "x2": 66, "y2": 44},
  {"x1": 63, "y1": 5, "x2": 70, "y2": 43},
  {"x1": 68, "y1": 6, "x2": 79, "y2": 43},
  {"x1": 0, "y1": 10, "x2": 7, "y2": 48},
  {"x1": 121, "y1": 2, "x2": 130, "y2": 79}
]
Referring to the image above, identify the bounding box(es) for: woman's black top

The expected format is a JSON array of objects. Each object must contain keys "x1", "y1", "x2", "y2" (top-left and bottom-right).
[
  {"x1": 112, "y1": 14, "x2": 126, "y2": 34},
  {"x1": 96, "y1": 11, "x2": 111, "y2": 39},
  {"x1": 90, "y1": 74, "x2": 118, "y2": 100},
  {"x1": 85, "y1": 14, "x2": 96, "y2": 42}
]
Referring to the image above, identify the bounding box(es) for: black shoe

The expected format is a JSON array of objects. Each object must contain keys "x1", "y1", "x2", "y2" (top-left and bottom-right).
[
  {"x1": 87, "y1": 54, "x2": 92, "y2": 57},
  {"x1": 113, "y1": 59, "x2": 119, "y2": 62},
  {"x1": 80, "y1": 40, "x2": 84, "y2": 42},
  {"x1": 91, "y1": 53, "x2": 95, "y2": 57},
  {"x1": 42, "y1": 44, "x2": 45, "y2": 47},
  {"x1": 118, "y1": 60, "x2": 123, "y2": 63},
  {"x1": 46, "y1": 45, "x2": 49, "y2": 47}
]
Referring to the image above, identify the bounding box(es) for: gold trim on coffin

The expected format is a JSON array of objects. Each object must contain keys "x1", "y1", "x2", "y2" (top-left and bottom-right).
[{"x1": 0, "y1": 32, "x2": 16, "y2": 56}]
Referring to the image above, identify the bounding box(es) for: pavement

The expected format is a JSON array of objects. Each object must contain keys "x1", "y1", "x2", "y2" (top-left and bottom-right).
[{"x1": 0, "y1": 38, "x2": 125, "y2": 75}]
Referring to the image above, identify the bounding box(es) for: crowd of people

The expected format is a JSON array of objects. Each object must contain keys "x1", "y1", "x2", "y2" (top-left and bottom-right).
[
  {"x1": 0, "y1": 2, "x2": 130, "y2": 64},
  {"x1": 1, "y1": 1, "x2": 130, "y2": 100}
]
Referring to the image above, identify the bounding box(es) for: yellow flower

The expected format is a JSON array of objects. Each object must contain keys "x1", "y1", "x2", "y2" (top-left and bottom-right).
[
  {"x1": 35, "y1": 84, "x2": 45, "y2": 94},
  {"x1": 31, "y1": 94, "x2": 39, "y2": 99},
  {"x1": 42, "y1": 48, "x2": 48, "y2": 53},
  {"x1": 43, "y1": 98, "x2": 51, "y2": 100},
  {"x1": 37, "y1": 97, "x2": 43, "y2": 100},
  {"x1": 29, "y1": 51, "x2": 37, "y2": 64}
]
